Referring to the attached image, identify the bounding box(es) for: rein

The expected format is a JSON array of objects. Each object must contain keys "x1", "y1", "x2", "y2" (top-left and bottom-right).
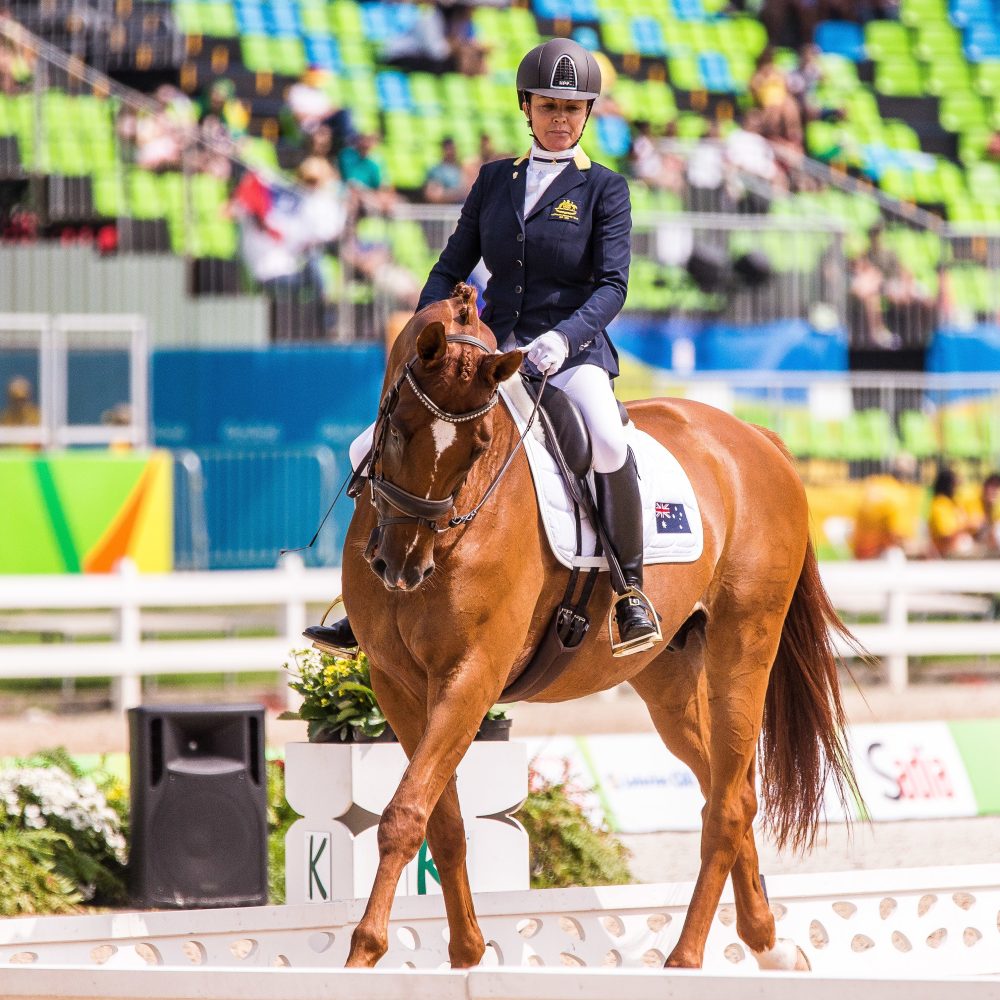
[{"x1": 363, "y1": 333, "x2": 545, "y2": 536}]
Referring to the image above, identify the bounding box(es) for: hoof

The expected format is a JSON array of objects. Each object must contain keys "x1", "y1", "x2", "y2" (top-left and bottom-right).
[{"x1": 752, "y1": 938, "x2": 810, "y2": 972}]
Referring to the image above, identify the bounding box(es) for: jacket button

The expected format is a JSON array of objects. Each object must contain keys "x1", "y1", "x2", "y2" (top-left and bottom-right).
[
  {"x1": 514, "y1": 310, "x2": 520, "y2": 318},
  {"x1": 515, "y1": 259, "x2": 523, "y2": 268},
  {"x1": 516, "y1": 233, "x2": 524, "y2": 242},
  {"x1": 515, "y1": 285, "x2": 522, "y2": 294}
]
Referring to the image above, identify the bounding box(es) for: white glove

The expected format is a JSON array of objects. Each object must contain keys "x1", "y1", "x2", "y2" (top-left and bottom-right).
[{"x1": 525, "y1": 331, "x2": 569, "y2": 375}]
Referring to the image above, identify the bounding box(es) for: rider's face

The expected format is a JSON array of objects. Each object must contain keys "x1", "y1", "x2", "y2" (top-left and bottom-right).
[{"x1": 524, "y1": 95, "x2": 587, "y2": 151}]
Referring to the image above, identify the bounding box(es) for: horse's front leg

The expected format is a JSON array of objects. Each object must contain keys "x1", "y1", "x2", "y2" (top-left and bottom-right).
[
  {"x1": 424, "y1": 774, "x2": 485, "y2": 967},
  {"x1": 346, "y1": 660, "x2": 502, "y2": 968}
]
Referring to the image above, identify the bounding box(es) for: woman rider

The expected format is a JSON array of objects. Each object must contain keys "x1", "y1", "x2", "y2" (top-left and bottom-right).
[{"x1": 306, "y1": 37, "x2": 659, "y2": 657}]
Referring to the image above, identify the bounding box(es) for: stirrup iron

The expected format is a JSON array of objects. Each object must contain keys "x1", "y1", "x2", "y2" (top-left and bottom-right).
[
  {"x1": 608, "y1": 586, "x2": 662, "y2": 658},
  {"x1": 305, "y1": 594, "x2": 359, "y2": 658}
]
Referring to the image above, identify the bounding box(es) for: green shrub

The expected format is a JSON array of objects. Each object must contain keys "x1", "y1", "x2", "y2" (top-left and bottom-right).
[
  {"x1": 267, "y1": 758, "x2": 299, "y2": 904},
  {"x1": 0, "y1": 748, "x2": 128, "y2": 914},
  {"x1": 517, "y1": 776, "x2": 633, "y2": 889}
]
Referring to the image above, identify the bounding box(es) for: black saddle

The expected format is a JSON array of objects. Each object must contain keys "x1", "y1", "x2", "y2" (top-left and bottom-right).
[{"x1": 522, "y1": 377, "x2": 629, "y2": 479}]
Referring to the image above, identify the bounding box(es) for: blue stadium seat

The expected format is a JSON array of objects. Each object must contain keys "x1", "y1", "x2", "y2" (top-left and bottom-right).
[
  {"x1": 361, "y1": 3, "x2": 393, "y2": 42},
  {"x1": 533, "y1": 0, "x2": 576, "y2": 19},
  {"x1": 572, "y1": 26, "x2": 601, "y2": 52},
  {"x1": 815, "y1": 20, "x2": 865, "y2": 61},
  {"x1": 671, "y1": 0, "x2": 706, "y2": 21},
  {"x1": 966, "y1": 22, "x2": 1000, "y2": 60},
  {"x1": 304, "y1": 35, "x2": 342, "y2": 72},
  {"x1": 632, "y1": 17, "x2": 667, "y2": 57},
  {"x1": 234, "y1": 1, "x2": 266, "y2": 35},
  {"x1": 951, "y1": 0, "x2": 993, "y2": 27},
  {"x1": 265, "y1": 1, "x2": 299, "y2": 38},
  {"x1": 698, "y1": 51, "x2": 735, "y2": 91},
  {"x1": 596, "y1": 115, "x2": 632, "y2": 157},
  {"x1": 376, "y1": 70, "x2": 413, "y2": 113}
]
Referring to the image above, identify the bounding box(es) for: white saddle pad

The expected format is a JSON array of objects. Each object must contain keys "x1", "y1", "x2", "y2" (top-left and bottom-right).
[{"x1": 500, "y1": 378, "x2": 704, "y2": 572}]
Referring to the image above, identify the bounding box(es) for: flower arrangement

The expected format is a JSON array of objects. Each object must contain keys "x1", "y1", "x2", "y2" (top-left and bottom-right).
[
  {"x1": 0, "y1": 749, "x2": 128, "y2": 914},
  {"x1": 279, "y1": 647, "x2": 509, "y2": 743},
  {"x1": 279, "y1": 648, "x2": 389, "y2": 743}
]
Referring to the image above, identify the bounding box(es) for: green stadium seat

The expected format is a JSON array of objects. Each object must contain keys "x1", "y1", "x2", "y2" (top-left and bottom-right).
[
  {"x1": 128, "y1": 169, "x2": 166, "y2": 219},
  {"x1": 900, "y1": 0, "x2": 948, "y2": 26},
  {"x1": 925, "y1": 59, "x2": 972, "y2": 96},
  {"x1": 875, "y1": 58, "x2": 924, "y2": 97},
  {"x1": 914, "y1": 22, "x2": 963, "y2": 61},
  {"x1": 865, "y1": 20, "x2": 912, "y2": 62},
  {"x1": 200, "y1": 1, "x2": 238, "y2": 37},
  {"x1": 939, "y1": 91, "x2": 987, "y2": 132},
  {"x1": 942, "y1": 410, "x2": 986, "y2": 461},
  {"x1": 669, "y1": 56, "x2": 702, "y2": 92},
  {"x1": 899, "y1": 410, "x2": 940, "y2": 460}
]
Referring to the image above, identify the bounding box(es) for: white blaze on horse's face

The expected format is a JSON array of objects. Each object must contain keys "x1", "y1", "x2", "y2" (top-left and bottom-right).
[{"x1": 428, "y1": 418, "x2": 458, "y2": 497}]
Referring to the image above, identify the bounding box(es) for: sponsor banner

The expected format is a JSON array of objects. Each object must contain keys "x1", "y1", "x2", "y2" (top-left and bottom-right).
[
  {"x1": 522, "y1": 720, "x2": 989, "y2": 833},
  {"x1": 849, "y1": 722, "x2": 978, "y2": 822}
]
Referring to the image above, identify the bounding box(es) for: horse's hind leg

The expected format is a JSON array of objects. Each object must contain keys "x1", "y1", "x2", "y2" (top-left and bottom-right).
[{"x1": 631, "y1": 615, "x2": 792, "y2": 969}]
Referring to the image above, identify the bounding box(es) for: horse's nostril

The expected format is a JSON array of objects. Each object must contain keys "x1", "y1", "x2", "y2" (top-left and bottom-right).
[
  {"x1": 371, "y1": 558, "x2": 387, "y2": 578},
  {"x1": 422, "y1": 565, "x2": 434, "y2": 581}
]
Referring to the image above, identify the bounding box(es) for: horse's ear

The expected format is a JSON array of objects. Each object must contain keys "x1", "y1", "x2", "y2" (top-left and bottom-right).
[
  {"x1": 481, "y1": 349, "x2": 523, "y2": 388},
  {"x1": 416, "y1": 321, "x2": 447, "y2": 364}
]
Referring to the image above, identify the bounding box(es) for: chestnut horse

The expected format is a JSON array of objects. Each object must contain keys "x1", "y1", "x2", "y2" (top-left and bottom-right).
[{"x1": 341, "y1": 285, "x2": 858, "y2": 971}]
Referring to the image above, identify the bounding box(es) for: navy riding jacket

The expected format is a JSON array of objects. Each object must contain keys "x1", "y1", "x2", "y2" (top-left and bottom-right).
[{"x1": 417, "y1": 149, "x2": 631, "y2": 378}]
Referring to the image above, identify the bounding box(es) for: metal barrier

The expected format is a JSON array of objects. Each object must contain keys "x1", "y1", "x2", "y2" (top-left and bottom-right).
[{"x1": 172, "y1": 446, "x2": 339, "y2": 570}]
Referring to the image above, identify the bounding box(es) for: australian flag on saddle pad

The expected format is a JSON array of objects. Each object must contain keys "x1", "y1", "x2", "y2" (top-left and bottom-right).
[{"x1": 655, "y1": 501, "x2": 691, "y2": 535}]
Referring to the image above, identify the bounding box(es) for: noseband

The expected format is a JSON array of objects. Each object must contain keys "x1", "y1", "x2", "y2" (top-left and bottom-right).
[{"x1": 355, "y1": 333, "x2": 542, "y2": 536}]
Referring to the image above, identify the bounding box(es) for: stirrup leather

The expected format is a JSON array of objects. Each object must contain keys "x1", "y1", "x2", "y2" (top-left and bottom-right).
[
  {"x1": 306, "y1": 594, "x2": 359, "y2": 658},
  {"x1": 608, "y1": 586, "x2": 662, "y2": 658}
]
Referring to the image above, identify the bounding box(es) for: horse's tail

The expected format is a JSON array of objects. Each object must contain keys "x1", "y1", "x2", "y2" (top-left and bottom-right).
[{"x1": 759, "y1": 535, "x2": 863, "y2": 852}]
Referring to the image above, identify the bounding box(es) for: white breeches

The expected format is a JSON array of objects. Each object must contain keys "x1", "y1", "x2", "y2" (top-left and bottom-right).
[
  {"x1": 348, "y1": 364, "x2": 628, "y2": 475},
  {"x1": 548, "y1": 363, "x2": 628, "y2": 474}
]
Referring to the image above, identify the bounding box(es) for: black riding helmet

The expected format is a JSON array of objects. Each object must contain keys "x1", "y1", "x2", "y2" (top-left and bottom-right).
[
  {"x1": 516, "y1": 37, "x2": 602, "y2": 103},
  {"x1": 517, "y1": 39, "x2": 602, "y2": 150}
]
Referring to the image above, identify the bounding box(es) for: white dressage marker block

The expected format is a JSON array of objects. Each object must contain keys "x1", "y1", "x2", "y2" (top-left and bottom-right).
[{"x1": 284, "y1": 740, "x2": 529, "y2": 903}]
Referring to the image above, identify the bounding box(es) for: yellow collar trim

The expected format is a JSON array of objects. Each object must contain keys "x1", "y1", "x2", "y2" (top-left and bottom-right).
[{"x1": 513, "y1": 149, "x2": 592, "y2": 169}]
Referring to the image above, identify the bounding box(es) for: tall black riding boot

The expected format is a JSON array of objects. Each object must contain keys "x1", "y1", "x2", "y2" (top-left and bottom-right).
[
  {"x1": 303, "y1": 617, "x2": 358, "y2": 657},
  {"x1": 594, "y1": 447, "x2": 660, "y2": 656}
]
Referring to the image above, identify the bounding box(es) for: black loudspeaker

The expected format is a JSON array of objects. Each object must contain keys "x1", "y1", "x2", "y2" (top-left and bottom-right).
[{"x1": 128, "y1": 704, "x2": 267, "y2": 909}]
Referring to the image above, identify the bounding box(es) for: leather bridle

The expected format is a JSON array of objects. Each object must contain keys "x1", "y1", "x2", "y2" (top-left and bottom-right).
[{"x1": 355, "y1": 333, "x2": 543, "y2": 536}]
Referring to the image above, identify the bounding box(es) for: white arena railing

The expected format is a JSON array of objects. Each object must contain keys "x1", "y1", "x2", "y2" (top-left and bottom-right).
[
  {"x1": 0, "y1": 866, "x2": 997, "y2": 997},
  {"x1": 1, "y1": 550, "x2": 1000, "y2": 706}
]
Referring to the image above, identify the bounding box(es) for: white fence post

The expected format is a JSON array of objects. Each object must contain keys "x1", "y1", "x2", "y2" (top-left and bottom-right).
[
  {"x1": 884, "y1": 547, "x2": 909, "y2": 694},
  {"x1": 281, "y1": 553, "x2": 307, "y2": 711},
  {"x1": 112, "y1": 558, "x2": 142, "y2": 711}
]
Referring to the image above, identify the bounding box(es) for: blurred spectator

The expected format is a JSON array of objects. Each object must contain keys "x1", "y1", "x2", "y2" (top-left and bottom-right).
[
  {"x1": 198, "y1": 78, "x2": 249, "y2": 142},
  {"x1": 444, "y1": 5, "x2": 488, "y2": 77},
  {"x1": 132, "y1": 85, "x2": 197, "y2": 172},
  {"x1": 423, "y1": 137, "x2": 469, "y2": 204},
  {"x1": 461, "y1": 132, "x2": 507, "y2": 190},
  {"x1": 0, "y1": 375, "x2": 40, "y2": 426},
  {"x1": 928, "y1": 466, "x2": 976, "y2": 557},
  {"x1": 0, "y1": 13, "x2": 33, "y2": 94},
  {"x1": 850, "y1": 224, "x2": 934, "y2": 349},
  {"x1": 382, "y1": 5, "x2": 452, "y2": 73},
  {"x1": 229, "y1": 158, "x2": 348, "y2": 339},
  {"x1": 627, "y1": 121, "x2": 683, "y2": 194},
  {"x1": 851, "y1": 454, "x2": 920, "y2": 559},
  {"x1": 787, "y1": 44, "x2": 826, "y2": 123},
  {"x1": 338, "y1": 132, "x2": 396, "y2": 214},
  {"x1": 750, "y1": 49, "x2": 803, "y2": 149},
  {"x1": 971, "y1": 472, "x2": 1000, "y2": 554},
  {"x1": 686, "y1": 123, "x2": 726, "y2": 210},
  {"x1": 726, "y1": 111, "x2": 781, "y2": 185},
  {"x1": 284, "y1": 68, "x2": 354, "y2": 156}
]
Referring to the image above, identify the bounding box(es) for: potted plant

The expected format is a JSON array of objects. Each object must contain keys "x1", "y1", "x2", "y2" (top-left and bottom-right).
[
  {"x1": 279, "y1": 648, "x2": 526, "y2": 903},
  {"x1": 278, "y1": 648, "x2": 510, "y2": 743}
]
